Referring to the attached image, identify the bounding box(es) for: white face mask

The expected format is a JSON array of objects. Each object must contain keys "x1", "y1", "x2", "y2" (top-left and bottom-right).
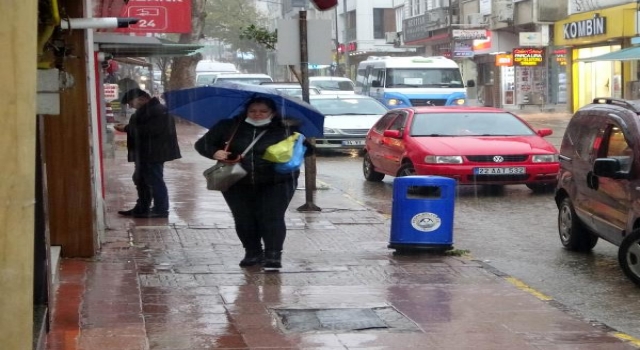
[{"x1": 245, "y1": 116, "x2": 272, "y2": 126}]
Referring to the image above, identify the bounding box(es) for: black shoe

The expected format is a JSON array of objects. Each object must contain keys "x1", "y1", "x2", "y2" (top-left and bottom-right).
[
  {"x1": 132, "y1": 211, "x2": 168, "y2": 218},
  {"x1": 263, "y1": 251, "x2": 282, "y2": 269},
  {"x1": 239, "y1": 249, "x2": 264, "y2": 267},
  {"x1": 117, "y1": 208, "x2": 148, "y2": 217}
]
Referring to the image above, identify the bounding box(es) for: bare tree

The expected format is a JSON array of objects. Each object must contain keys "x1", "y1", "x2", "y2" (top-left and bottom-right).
[{"x1": 167, "y1": 0, "x2": 207, "y2": 91}]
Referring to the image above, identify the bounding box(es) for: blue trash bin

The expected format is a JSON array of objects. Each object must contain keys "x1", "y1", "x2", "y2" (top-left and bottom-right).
[{"x1": 389, "y1": 176, "x2": 456, "y2": 251}]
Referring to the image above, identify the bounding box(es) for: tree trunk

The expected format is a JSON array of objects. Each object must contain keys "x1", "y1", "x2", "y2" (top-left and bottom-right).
[{"x1": 167, "y1": 0, "x2": 206, "y2": 91}]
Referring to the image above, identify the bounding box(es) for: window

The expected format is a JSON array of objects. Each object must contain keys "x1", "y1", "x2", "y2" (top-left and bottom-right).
[
  {"x1": 373, "y1": 113, "x2": 397, "y2": 133},
  {"x1": 374, "y1": 8, "x2": 384, "y2": 39},
  {"x1": 388, "y1": 114, "x2": 407, "y2": 131},
  {"x1": 411, "y1": 0, "x2": 422, "y2": 16},
  {"x1": 603, "y1": 125, "x2": 633, "y2": 172}
]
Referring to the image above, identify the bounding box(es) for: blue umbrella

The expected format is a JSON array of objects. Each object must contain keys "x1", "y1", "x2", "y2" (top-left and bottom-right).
[{"x1": 163, "y1": 82, "x2": 324, "y2": 137}]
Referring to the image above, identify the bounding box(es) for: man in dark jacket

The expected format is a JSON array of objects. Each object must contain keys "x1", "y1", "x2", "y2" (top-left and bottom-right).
[{"x1": 115, "y1": 88, "x2": 181, "y2": 218}]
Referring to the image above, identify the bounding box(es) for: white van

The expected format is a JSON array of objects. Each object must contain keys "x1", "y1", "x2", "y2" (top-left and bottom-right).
[
  {"x1": 212, "y1": 73, "x2": 273, "y2": 85},
  {"x1": 357, "y1": 56, "x2": 470, "y2": 108},
  {"x1": 195, "y1": 60, "x2": 239, "y2": 86}
]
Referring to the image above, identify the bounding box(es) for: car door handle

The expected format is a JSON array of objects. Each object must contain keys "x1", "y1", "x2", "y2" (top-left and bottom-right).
[{"x1": 586, "y1": 171, "x2": 599, "y2": 191}]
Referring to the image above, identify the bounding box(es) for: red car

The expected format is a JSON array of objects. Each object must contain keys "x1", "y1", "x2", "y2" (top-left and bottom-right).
[{"x1": 362, "y1": 106, "x2": 559, "y2": 192}]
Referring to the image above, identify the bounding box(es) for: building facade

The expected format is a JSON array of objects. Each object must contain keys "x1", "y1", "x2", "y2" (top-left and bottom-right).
[
  {"x1": 554, "y1": 2, "x2": 640, "y2": 112},
  {"x1": 398, "y1": 0, "x2": 568, "y2": 108}
]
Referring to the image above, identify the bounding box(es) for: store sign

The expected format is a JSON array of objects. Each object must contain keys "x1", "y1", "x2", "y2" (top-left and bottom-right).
[
  {"x1": 403, "y1": 14, "x2": 430, "y2": 42},
  {"x1": 519, "y1": 32, "x2": 543, "y2": 46},
  {"x1": 452, "y1": 29, "x2": 487, "y2": 40},
  {"x1": 104, "y1": 84, "x2": 119, "y2": 101},
  {"x1": 117, "y1": 0, "x2": 192, "y2": 34},
  {"x1": 453, "y1": 42, "x2": 474, "y2": 58},
  {"x1": 495, "y1": 54, "x2": 513, "y2": 66},
  {"x1": 554, "y1": 49, "x2": 567, "y2": 66},
  {"x1": 513, "y1": 48, "x2": 544, "y2": 66},
  {"x1": 563, "y1": 15, "x2": 606, "y2": 40}
]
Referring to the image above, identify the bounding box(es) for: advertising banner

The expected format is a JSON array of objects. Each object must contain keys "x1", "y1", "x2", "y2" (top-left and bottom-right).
[{"x1": 117, "y1": 0, "x2": 192, "y2": 34}]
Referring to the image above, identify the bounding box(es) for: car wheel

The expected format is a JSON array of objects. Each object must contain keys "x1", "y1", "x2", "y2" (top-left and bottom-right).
[
  {"x1": 398, "y1": 163, "x2": 416, "y2": 177},
  {"x1": 363, "y1": 153, "x2": 385, "y2": 182},
  {"x1": 618, "y1": 229, "x2": 640, "y2": 286},
  {"x1": 558, "y1": 197, "x2": 598, "y2": 252},
  {"x1": 526, "y1": 183, "x2": 555, "y2": 193}
]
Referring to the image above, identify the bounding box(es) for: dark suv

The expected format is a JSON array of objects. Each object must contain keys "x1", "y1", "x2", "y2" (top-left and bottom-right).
[{"x1": 555, "y1": 98, "x2": 640, "y2": 286}]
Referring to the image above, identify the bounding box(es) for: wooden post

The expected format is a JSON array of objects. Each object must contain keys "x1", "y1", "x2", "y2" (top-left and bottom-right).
[{"x1": 0, "y1": 1, "x2": 37, "y2": 348}]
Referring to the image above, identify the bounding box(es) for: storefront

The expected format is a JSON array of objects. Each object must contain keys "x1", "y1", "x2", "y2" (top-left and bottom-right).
[
  {"x1": 554, "y1": 3, "x2": 638, "y2": 112},
  {"x1": 470, "y1": 30, "x2": 519, "y2": 107}
]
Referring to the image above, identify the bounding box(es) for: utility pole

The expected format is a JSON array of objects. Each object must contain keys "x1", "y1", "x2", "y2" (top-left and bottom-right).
[
  {"x1": 297, "y1": 9, "x2": 321, "y2": 212},
  {"x1": 334, "y1": 6, "x2": 340, "y2": 76}
]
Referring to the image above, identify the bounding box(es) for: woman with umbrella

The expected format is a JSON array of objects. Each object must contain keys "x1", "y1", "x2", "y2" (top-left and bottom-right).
[{"x1": 194, "y1": 96, "x2": 311, "y2": 269}]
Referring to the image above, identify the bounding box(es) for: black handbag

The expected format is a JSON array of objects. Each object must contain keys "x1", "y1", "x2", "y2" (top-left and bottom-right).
[{"x1": 203, "y1": 128, "x2": 267, "y2": 191}]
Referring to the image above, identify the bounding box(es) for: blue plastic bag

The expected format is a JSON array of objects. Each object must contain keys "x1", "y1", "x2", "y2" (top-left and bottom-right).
[{"x1": 274, "y1": 133, "x2": 306, "y2": 174}]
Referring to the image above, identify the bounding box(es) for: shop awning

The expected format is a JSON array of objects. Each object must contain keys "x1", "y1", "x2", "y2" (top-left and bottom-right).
[
  {"x1": 94, "y1": 33, "x2": 202, "y2": 58},
  {"x1": 577, "y1": 46, "x2": 640, "y2": 62}
]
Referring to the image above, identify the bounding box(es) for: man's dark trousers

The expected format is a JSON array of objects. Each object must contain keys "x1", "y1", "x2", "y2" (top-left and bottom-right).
[{"x1": 132, "y1": 162, "x2": 168, "y2": 214}]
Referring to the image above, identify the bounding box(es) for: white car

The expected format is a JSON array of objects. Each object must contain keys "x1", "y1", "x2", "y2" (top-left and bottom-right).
[
  {"x1": 309, "y1": 76, "x2": 356, "y2": 95},
  {"x1": 259, "y1": 82, "x2": 321, "y2": 99},
  {"x1": 309, "y1": 94, "x2": 388, "y2": 149},
  {"x1": 212, "y1": 73, "x2": 273, "y2": 85}
]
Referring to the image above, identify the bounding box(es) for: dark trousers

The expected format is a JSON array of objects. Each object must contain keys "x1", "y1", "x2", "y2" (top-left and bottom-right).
[
  {"x1": 132, "y1": 162, "x2": 169, "y2": 213},
  {"x1": 223, "y1": 179, "x2": 297, "y2": 252}
]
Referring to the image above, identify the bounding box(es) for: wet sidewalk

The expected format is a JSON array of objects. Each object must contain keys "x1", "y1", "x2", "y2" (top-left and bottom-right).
[{"x1": 45, "y1": 120, "x2": 637, "y2": 350}]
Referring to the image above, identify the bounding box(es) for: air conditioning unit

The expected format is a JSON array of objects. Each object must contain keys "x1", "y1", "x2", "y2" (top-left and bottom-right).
[
  {"x1": 497, "y1": 9, "x2": 513, "y2": 22},
  {"x1": 466, "y1": 13, "x2": 485, "y2": 26},
  {"x1": 426, "y1": 11, "x2": 444, "y2": 26},
  {"x1": 385, "y1": 32, "x2": 398, "y2": 44}
]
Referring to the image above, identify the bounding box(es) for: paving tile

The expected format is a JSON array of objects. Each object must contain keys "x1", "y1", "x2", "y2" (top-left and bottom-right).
[{"x1": 45, "y1": 120, "x2": 640, "y2": 350}]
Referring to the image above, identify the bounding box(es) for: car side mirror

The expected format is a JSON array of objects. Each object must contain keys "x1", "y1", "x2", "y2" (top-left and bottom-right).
[
  {"x1": 593, "y1": 158, "x2": 626, "y2": 179},
  {"x1": 383, "y1": 129, "x2": 402, "y2": 138},
  {"x1": 537, "y1": 128, "x2": 553, "y2": 137},
  {"x1": 372, "y1": 80, "x2": 382, "y2": 88},
  {"x1": 466, "y1": 79, "x2": 476, "y2": 88}
]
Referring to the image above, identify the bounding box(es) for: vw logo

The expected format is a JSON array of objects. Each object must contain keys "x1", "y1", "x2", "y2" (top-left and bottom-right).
[{"x1": 493, "y1": 156, "x2": 504, "y2": 163}]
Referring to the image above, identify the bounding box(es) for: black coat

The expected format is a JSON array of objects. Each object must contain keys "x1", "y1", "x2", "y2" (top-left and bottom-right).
[
  {"x1": 195, "y1": 115, "x2": 308, "y2": 186},
  {"x1": 125, "y1": 98, "x2": 181, "y2": 163}
]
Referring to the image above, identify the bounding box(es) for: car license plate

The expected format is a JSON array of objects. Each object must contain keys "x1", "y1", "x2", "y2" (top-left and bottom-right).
[
  {"x1": 474, "y1": 167, "x2": 526, "y2": 175},
  {"x1": 342, "y1": 140, "x2": 365, "y2": 146}
]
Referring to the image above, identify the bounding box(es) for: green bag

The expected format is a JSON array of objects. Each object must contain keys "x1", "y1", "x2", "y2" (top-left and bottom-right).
[{"x1": 263, "y1": 132, "x2": 301, "y2": 163}]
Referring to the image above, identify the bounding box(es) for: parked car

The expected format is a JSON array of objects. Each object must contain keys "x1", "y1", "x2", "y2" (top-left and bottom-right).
[
  {"x1": 554, "y1": 97, "x2": 640, "y2": 286},
  {"x1": 309, "y1": 76, "x2": 356, "y2": 95},
  {"x1": 259, "y1": 82, "x2": 321, "y2": 98},
  {"x1": 308, "y1": 94, "x2": 388, "y2": 149},
  {"x1": 362, "y1": 106, "x2": 559, "y2": 192},
  {"x1": 212, "y1": 73, "x2": 273, "y2": 85}
]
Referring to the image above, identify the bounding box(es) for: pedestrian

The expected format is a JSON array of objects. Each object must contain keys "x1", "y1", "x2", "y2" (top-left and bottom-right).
[
  {"x1": 194, "y1": 97, "x2": 310, "y2": 269},
  {"x1": 114, "y1": 88, "x2": 181, "y2": 218}
]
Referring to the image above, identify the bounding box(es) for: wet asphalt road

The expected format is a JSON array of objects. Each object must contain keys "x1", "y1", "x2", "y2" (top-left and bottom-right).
[{"x1": 313, "y1": 114, "x2": 640, "y2": 339}]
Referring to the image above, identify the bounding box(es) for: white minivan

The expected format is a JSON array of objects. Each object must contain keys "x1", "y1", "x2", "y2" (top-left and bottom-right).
[
  {"x1": 195, "y1": 60, "x2": 239, "y2": 86},
  {"x1": 357, "y1": 56, "x2": 470, "y2": 108}
]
